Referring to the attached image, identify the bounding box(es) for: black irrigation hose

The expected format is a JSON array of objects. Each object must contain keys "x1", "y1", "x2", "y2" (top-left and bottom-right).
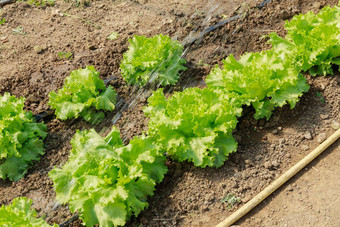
[
  {"x1": 58, "y1": 213, "x2": 79, "y2": 227},
  {"x1": 182, "y1": 14, "x2": 244, "y2": 47},
  {"x1": 259, "y1": 0, "x2": 273, "y2": 9},
  {"x1": 34, "y1": 109, "x2": 54, "y2": 122},
  {"x1": 182, "y1": 0, "x2": 274, "y2": 47},
  {"x1": 0, "y1": 0, "x2": 14, "y2": 7}
]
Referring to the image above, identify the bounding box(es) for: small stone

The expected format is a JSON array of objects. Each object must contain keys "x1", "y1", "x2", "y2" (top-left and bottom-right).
[
  {"x1": 272, "y1": 115, "x2": 280, "y2": 122},
  {"x1": 316, "y1": 133, "x2": 327, "y2": 144},
  {"x1": 304, "y1": 131, "x2": 313, "y2": 140},
  {"x1": 331, "y1": 121, "x2": 340, "y2": 130},
  {"x1": 140, "y1": 217, "x2": 148, "y2": 224},
  {"x1": 278, "y1": 126, "x2": 282, "y2": 131},
  {"x1": 320, "y1": 114, "x2": 329, "y2": 120},
  {"x1": 259, "y1": 119, "x2": 265, "y2": 126},
  {"x1": 302, "y1": 145, "x2": 309, "y2": 151},
  {"x1": 264, "y1": 161, "x2": 271, "y2": 169},
  {"x1": 26, "y1": 94, "x2": 40, "y2": 102},
  {"x1": 312, "y1": 2, "x2": 321, "y2": 9},
  {"x1": 273, "y1": 129, "x2": 278, "y2": 134},
  {"x1": 286, "y1": 185, "x2": 294, "y2": 191},
  {"x1": 272, "y1": 160, "x2": 280, "y2": 168},
  {"x1": 233, "y1": 172, "x2": 240, "y2": 178},
  {"x1": 34, "y1": 46, "x2": 44, "y2": 54},
  {"x1": 88, "y1": 45, "x2": 97, "y2": 50},
  {"x1": 255, "y1": 155, "x2": 262, "y2": 161},
  {"x1": 0, "y1": 36, "x2": 8, "y2": 42},
  {"x1": 242, "y1": 195, "x2": 251, "y2": 203}
]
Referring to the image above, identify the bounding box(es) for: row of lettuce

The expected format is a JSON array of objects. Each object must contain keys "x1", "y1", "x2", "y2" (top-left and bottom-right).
[
  {"x1": 1, "y1": 3, "x2": 340, "y2": 227},
  {"x1": 0, "y1": 33, "x2": 186, "y2": 181}
]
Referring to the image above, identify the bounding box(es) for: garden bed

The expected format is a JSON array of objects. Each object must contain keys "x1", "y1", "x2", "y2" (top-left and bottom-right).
[{"x1": 0, "y1": 0, "x2": 339, "y2": 226}]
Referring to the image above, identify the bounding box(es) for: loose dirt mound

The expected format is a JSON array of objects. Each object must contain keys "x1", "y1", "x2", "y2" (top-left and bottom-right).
[{"x1": 0, "y1": 0, "x2": 339, "y2": 226}]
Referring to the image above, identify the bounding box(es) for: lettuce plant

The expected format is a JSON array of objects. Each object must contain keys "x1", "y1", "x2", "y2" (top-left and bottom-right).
[
  {"x1": 0, "y1": 197, "x2": 56, "y2": 226},
  {"x1": 0, "y1": 93, "x2": 47, "y2": 181},
  {"x1": 144, "y1": 88, "x2": 242, "y2": 167},
  {"x1": 269, "y1": 4, "x2": 340, "y2": 75},
  {"x1": 49, "y1": 127, "x2": 167, "y2": 227},
  {"x1": 206, "y1": 50, "x2": 310, "y2": 120},
  {"x1": 120, "y1": 34, "x2": 187, "y2": 86},
  {"x1": 48, "y1": 66, "x2": 116, "y2": 125}
]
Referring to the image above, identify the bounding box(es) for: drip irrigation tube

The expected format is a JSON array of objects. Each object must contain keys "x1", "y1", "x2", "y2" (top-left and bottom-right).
[
  {"x1": 182, "y1": 14, "x2": 244, "y2": 46},
  {"x1": 0, "y1": 0, "x2": 14, "y2": 7},
  {"x1": 58, "y1": 213, "x2": 79, "y2": 227},
  {"x1": 182, "y1": 0, "x2": 274, "y2": 46},
  {"x1": 259, "y1": 0, "x2": 272, "y2": 9},
  {"x1": 216, "y1": 128, "x2": 340, "y2": 227}
]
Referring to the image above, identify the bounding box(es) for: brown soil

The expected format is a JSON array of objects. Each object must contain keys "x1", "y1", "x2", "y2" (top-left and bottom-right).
[{"x1": 0, "y1": 0, "x2": 339, "y2": 226}]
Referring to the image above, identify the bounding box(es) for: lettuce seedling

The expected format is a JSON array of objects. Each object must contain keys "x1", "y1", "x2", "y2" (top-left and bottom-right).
[
  {"x1": 145, "y1": 88, "x2": 242, "y2": 167},
  {"x1": 206, "y1": 50, "x2": 309, "y2": 120},
  {"x1": 49, "y1": 127, "x2": 167, "y2": 227},
  {"x1": 269, "y1": 4, "x2": 340, "y2": 76},
  {"x1": 0, "y1": 197, "x2": 56, "y2": 226},
  {"x1": 0, "y1": 93, "x2": 47, "y2": 181},
  {"x1": 120, "y1": 34, "x2": 187, "y2": 86},
  {"x1": 48, "y1": 66, "x2": 116, "y2": 124}
]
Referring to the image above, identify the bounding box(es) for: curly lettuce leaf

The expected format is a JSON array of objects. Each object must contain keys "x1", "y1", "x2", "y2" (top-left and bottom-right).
[
  {"x1": 206, "y1": 50, "x2": 309, "y2": 120},
  {"x1": 0, "y1": 93, "x2": 47, "y2": 181},
  {"x1": 49, "y1": 127, "x2": 167, "y2": 227},
  {"x1": 0, "y1": 197, "x2": 56, "y2": 227},
  {"x1": 144, "y1": 88, "x2": 242, "y2": 167},
  {"x1": 120, "y1": 34, "x2": 187, "y2": 86},
  {"x1": 48, "y1": 66, "x2": 116, "y2": 124},
  {"x1": 269, "y1": 4, "x2": 340, "y2": 75}
]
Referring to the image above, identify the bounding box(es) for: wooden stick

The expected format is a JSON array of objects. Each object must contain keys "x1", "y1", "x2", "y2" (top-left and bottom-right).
[{"x1": 216, "y1": 128, "x2": 340, "y2": 227}]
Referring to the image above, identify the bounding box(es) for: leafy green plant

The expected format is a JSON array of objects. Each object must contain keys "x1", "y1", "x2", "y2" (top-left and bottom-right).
[
  {"x1": 0, "y1": 93, "x2": 47, "y2": 181},
  {"x1": 0, "y1": 18, "x2": 6, "y2": 25},
  {"x1": 206, "y1": 50, "x2": 310, "y2": 120},
  {"x1": 58, "y1": 52, "x2": 73, "y2": 60},
  {"x1": 12, "y1": 26, "x2": 26, "y2": 35},
  {"x1": 0, "y1": 197, "x2": 56, "y2": 226},
  {"x1": 315, "y1": 91, "x2": 325, "y2": 103},
  {"x1": 221, "y1": 193, "x2": 240, "y2": 208},
  {"x1": 48, "y1": 66, "x2": 116, "y2": 124},
  {"x1": 18, "y1": 0, "x2": 55, "y2": 6},
  {"x1": 107, "y1": 32, "x2": 119, "y2": 40},
  {"x1": 269, "y1": 4, "x2": 340, "y2": 76},
  {"x1": 144, "y1": 87, "x2": 242, "y2": 167},
  {"x1": 49, "y1": 127, "x2": 167, "y2": 227},
  {"x1": 120, "y1": 34, "x2": 187, "y2": 86}
]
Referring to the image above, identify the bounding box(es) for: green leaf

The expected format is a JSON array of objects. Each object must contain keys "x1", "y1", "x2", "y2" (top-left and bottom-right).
[
  {"x1": 0, "y1": 93, "x2": 47, "y2": 181},
  {"x1": 145, "y1": 87, "x2": 241, "y2": 167},
  {"x1": 48, "y1": 66, "x2": 116, "y2": 124},
  {"x1": 0, "y1": 197, "x2": 56, "y2": 226},
  {"x1": 49, "y1": 127, "x2": 167, "y2": 226},
  {"x1": 206, "y1": 50, "x2": 309, "y2": 120},
  {"x1": 107, "y1": 32, "x2": 119, "y2": 41},
  {"x1": 120, "y1": 34, "x2": 187, "y2": 86}
]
